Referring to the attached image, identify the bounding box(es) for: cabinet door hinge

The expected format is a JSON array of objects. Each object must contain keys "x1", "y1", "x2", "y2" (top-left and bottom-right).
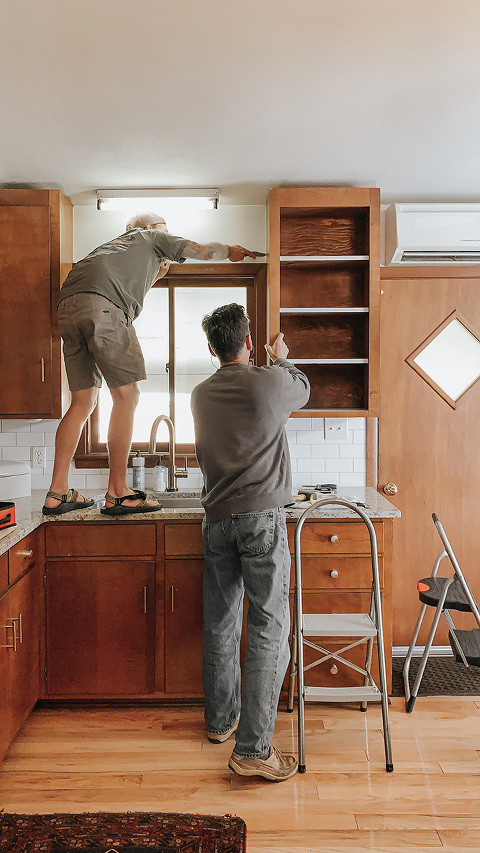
[
  {"x1": 44, "y1": 665, "x2": 48, "y2": 681},
  {"x1": 43, "y1": 573, "x2": 47, "y2": 588}
]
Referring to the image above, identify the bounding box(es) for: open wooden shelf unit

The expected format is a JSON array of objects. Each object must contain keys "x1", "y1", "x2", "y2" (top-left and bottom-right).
[{"x1": 268, "y1": 187, "x2": 380, "y2": 416}]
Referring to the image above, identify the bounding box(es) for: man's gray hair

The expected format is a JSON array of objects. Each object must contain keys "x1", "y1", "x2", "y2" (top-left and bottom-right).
[{"x1": 125, "y1": 212, "x2": 166, "y2": 232}]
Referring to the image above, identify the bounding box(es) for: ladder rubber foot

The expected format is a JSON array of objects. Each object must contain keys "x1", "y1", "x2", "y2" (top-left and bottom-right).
[
  {"x1": 360, "y1": 705, "x2": 367, "y2": 712},
  {"x1": 386, "y1": 763, "x2": 394, "y2": 772},
  {"x1": 286, "y1": 707, "x2": 294, "y2": 713},
  {"x1": 406, "y1": 696, "x2": 416, "y2": 713},
  {"x1": 298, "y1": 764, "x2": 306, "y2": 773}
]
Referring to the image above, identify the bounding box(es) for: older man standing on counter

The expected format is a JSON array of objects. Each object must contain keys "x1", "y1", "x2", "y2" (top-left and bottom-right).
[
  {"x1": 42, "y1": 214, "x2": 259, "y2": 518},
  {"x1": 191, "y1": 303, "x2": 310, "y2": 782}
]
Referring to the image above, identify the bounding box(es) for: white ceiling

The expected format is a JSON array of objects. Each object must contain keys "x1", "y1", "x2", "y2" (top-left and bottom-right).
[{"x1": 2, "y1": 0, "x2": 480, "y2": 207}]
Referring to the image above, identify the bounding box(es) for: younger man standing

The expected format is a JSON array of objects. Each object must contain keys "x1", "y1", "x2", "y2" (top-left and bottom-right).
[{"x1": 191, "y1": 304, "x2": 310, "y2": 781}]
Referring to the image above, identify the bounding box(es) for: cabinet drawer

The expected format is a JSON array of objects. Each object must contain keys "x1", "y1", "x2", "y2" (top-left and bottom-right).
[
  {"x1": 287, "y1": 520, "x2": 384, "y2": 555},
  {"x1": 164, "y1": 523, "x2": 204, "y2": 556},
  {"x1": 9, "y1": 531, "x2": 37, "y2": 584},
  {"x1": 0, "y1": 551, "x2": 8, "y2": 594},
  {"x1": 45, "y1": 524, "x2": 156, "y2": 557},
  {"x1": 290, "y1": 556, "x2": 383, "y2": 592}
]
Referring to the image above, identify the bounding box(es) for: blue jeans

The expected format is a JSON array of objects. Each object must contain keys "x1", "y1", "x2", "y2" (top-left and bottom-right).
[{"x1": 202, "y1": 507, "x2": 291, "y2": 757}]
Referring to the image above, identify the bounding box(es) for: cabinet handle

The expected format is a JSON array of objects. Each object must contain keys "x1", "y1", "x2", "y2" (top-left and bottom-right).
[
  {"x1": 170, "y1": 585, "x2": 175, "y2": 612},
  {"x1": 330, "y1": 534, "x2": 339, "y2": 543},
  {"x1": 41, "y1": 357, "x2": 45, "y2": 383},
  {"x1": 330, "y1": 569, "x2": 339, "y2": 579},
  {"x1": 3, "y1": 621, "x2": 17, "y2": 652},
  {"x1": 16, "y1": 549, "x2": 34, "y2": 558},
  {"x1": 13, "y1": 614, "x2": 23, "y2": 644},
  {"x1": 330, "y1": 664, "x2": 338, "y2": 675},
  {"x1": 143, "y1": 586, "x2": 147, "y2": 614}
]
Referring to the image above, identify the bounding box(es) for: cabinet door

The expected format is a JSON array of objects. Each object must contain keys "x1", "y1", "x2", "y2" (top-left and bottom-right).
[
  {"x1": 46, "y1": 560, "x2": 155, "y2": 696},
  {"x1": 8, "y1": 565, "x2": 40, "y2": 730},
  {"x1": 0, "y1": 566, "x2": 40, "y2": 762},
  {"x1": 165, "y1": 560, "x2": 204, "y2": 695},
  {"x1": 0, "y1": 590, "x2": 15, "y2": 761},
  {"x1": 0, "y1": 205, "x2": 53, "y2": 416}
]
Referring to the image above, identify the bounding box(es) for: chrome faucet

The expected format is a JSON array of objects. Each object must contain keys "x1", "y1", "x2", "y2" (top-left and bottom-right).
[{"x1": 148, "y1": 415, "x2": 188, "y2": 491}]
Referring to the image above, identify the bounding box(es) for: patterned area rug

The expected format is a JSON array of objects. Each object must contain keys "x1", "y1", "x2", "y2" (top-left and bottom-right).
[
  {"x1": 392, "y1": 655, "x2": 480, "y2": 696},
  {"x1": 0, "y1": 811, "x2": 246, "y2": 852}
]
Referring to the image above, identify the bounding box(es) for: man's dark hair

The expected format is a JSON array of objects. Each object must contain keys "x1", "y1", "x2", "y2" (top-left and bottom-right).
[{"x1": 202, "y1": 303, "x2": 250, "y2": 363}]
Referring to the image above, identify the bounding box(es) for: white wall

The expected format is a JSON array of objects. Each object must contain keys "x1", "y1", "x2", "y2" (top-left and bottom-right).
[{"x1": 0, "y1": 202, "x2": 366, "y2": 492}]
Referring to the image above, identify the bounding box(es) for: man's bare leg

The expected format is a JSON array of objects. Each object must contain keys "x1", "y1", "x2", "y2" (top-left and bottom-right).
[
  {"x1": 44, "y1": 387, "x2": 99, "y2": 509},
  {"x1": 104, "y1": 382, "x2": 158, "y2": 509}
]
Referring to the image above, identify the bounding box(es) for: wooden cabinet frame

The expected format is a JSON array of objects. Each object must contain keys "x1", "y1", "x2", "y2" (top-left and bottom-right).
[{"x1": 268, "y1": 187, "x2": 380, "y2": 416}]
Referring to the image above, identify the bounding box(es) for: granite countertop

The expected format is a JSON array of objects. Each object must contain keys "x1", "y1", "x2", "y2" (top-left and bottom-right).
[{"x1": 0, "y1": 487, "x2": 400, "y2": 558}]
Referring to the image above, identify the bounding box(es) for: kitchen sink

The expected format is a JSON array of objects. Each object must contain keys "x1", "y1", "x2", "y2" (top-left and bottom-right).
[{"x1": 155, "y1": 496, "x2": 203, "y2": 508}]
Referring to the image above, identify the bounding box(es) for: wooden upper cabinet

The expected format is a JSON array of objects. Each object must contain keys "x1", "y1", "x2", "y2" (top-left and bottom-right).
[
  {"x1": 268, "y1": 187, "x2": 380, "y2": 416},
  {"x1": 0, "y1": 189, "x2": 73, "y2": 418}
]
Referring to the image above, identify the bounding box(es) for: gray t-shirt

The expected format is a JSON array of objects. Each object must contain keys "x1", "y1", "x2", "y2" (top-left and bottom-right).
[
  {"x1": 59, "y1": 228, "x2": 188, "y2": 319},
  {"x1": 191, "y1": 359, "x2": 310, "y2": 522}
]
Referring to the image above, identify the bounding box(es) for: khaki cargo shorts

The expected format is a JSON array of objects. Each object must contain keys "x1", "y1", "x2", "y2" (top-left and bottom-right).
[{"x1": 58, "y1": 293, "x2": 147, "y2": 392}]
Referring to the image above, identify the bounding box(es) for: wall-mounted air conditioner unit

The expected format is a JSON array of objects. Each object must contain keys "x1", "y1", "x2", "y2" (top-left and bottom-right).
[{"x1": 385, "y1": 203, "x2": 480, "y2": 265}]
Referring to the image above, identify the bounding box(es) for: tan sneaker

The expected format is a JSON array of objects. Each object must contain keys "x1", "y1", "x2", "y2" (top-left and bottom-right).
[
  {"x1": 207, "y1": 714, "x2": 240, "y2": 743},
  {"x1": 228, "y1": 745, "x2": 298, "y2": 781}
]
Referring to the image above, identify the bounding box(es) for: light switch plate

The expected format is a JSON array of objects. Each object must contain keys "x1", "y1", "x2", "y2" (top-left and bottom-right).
[{"x1": 324, "y1": 418, "x2": 349, "y2": 441}]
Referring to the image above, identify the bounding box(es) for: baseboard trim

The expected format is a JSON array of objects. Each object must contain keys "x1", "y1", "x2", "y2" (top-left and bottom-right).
[{"x1": 393, "y1": 645, "x2": 454, "y2": 658}]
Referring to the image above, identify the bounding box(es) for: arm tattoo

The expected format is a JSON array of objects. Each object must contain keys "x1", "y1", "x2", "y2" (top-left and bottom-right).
[{"x1": 183, "y1": 240, "x2": 229, "y2": 261}]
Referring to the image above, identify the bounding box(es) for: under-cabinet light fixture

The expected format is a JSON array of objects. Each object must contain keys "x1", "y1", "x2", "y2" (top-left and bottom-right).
[{"x1": 96, "y1": 187, "x2": 219, "y2": 212}]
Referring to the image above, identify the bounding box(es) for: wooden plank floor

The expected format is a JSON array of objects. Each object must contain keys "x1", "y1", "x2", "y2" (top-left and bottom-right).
[{"x1": 1, "y1": 697, "x2": 480, "y2": 852}]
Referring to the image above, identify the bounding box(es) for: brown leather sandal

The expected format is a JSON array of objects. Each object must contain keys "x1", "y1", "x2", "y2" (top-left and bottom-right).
[
  {"x1": 100, "y1": 490, "x2": 161, "y2": 517},
  {"x1": 42, "y1": 488, "x2": 95, "y2": 516}
]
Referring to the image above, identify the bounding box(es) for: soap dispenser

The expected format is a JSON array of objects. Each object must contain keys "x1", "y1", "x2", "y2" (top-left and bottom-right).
[
  {"x1": 152, "y1": 462, "x2": 167, "y2": 492},
  {"x1": 132, "y1": 450, "x2": 145, "y2": 491}
]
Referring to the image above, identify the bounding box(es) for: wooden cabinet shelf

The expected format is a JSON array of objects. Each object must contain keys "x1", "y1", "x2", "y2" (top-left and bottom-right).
[{"x1": 268, "y1": 188, "x2": 380, "y2": 416}]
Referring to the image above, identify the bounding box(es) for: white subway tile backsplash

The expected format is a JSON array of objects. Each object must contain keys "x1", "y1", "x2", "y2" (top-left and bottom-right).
[
  {"x1": 287, "y1": 418, "x2": 312, "y2": 430},
  {"x1": 311, "y1": 445, "x2": 339, "y2": 459},
  {"x1": 0, "y1": 434, "x2": 16, "y2": 446},
  {"x1": 297, "y1": 458, "x2": 326, "y2": 474},
  {"x1": 2, "y1": 447, "x2": 32, "y2": 461},
  {"x1": 0, "y1": 420, "x2": 31, "y2": 432},
  {"x1": 349, "y1": 417, "x2": 366, "y2": 431},
  {"x1": 0, "y1": 416, "x2": 367, "y2": 493},
  {"x1": 339, "y1": 444, "x2": 365, "y2": 459},
  {"x1": 326, "y1": 458, "x2": 353, "y2": 473},
  {"x1": 296, "y1": 430, "x2": 325, "y2": 445},
  {"x1": 16, "y1": 433, "x2": 45, "y2": 447},
  {"x1": 289, "y1": 445, "x2": 311, "y2": 459},
  {"x1": 338, "y1": 472, "x2": 367, "y2": 488},
  {"x1": 31, "y1": 419, "x2": 60, "y2": 432}
]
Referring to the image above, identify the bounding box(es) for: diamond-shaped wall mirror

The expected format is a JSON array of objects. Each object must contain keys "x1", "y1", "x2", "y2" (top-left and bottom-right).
[{"x1": 406, "y1": 311, "x2": 480, "y2": 409}]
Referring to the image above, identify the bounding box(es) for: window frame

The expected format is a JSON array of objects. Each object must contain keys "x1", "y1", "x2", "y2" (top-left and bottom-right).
[{"x1": 74, "y1": 262, "x2": 267, "y2": 469}]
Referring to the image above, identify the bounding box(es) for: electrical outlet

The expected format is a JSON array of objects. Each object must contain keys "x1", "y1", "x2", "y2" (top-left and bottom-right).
[
  {"x1": 324, "y1": 418, "x2": 349, "y2": 441},
  {"x1": 32, "y1": 447, "x2": 46, "y2": 468}
]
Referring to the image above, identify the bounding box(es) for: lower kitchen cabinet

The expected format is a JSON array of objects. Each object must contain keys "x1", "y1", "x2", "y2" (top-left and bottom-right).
[
  {"x1": 0, "y1": 564, "x2": 40, "y2": 762},
  {"x1": 165, "y1": 559, "x2": 204, "y2": 695},
  {"x1": 45, "y1": 560, "x2": 155, "y2": 696}
]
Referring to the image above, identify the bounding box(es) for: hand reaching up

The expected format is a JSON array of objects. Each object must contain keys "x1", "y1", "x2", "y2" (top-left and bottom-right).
[{"x1": 265, "y1": 332, "x2": 289, "y2": 362}]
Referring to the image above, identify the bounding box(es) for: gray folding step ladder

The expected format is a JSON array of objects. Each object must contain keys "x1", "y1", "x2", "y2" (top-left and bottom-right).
[
  {"x1": 287, "y1": 497, "x2": 393, "y2": 773},
  {"x1": 403, "y1": 513, "x2": 480, "y2": 712}
]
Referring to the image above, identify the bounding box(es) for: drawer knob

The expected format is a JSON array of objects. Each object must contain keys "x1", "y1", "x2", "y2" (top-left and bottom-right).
[
  {"x1": 330, "y1": 664, "x2": 338, "y2": 675},
  {"x1": 16, "y1": 550, "x2": 34, "y2": 557},
  {"x1": 330, "y1": 534, "x2": 339, "y2": 544},
  {"x1": 330, "y1": 569, "x2": 339, "y2": 579}
]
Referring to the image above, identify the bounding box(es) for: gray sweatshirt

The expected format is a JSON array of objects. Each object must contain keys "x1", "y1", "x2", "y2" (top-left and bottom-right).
[{"x1": 191, "y1": 358, "x2": 310, "y2": 522}]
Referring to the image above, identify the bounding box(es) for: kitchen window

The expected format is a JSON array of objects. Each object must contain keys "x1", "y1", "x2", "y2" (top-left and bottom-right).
[{"x1": 74, "y1": 263, "x2": 267, "y2": 468}]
